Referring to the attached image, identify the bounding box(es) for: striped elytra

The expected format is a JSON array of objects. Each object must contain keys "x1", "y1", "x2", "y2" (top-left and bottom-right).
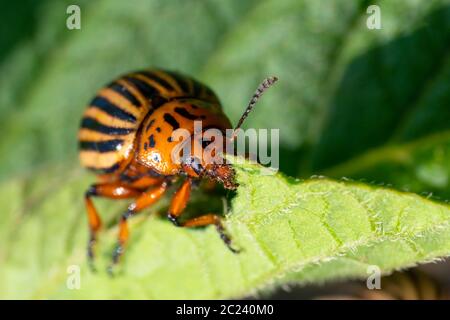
[{"x1": 78, "y1": 69, "x2": 231, "y2": 177}]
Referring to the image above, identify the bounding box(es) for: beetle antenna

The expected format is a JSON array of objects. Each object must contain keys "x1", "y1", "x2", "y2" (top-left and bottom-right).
[{"x1": 230, "y1": 76, "x2": 278, "y2": 141}]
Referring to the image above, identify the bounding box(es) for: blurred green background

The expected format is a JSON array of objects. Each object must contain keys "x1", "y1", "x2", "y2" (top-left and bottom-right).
[{"x1": 1, "y1": 0, "x2": 450, "y2": 299}]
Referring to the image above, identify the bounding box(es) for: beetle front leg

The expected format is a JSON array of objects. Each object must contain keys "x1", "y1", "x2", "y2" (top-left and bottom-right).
[
  {"x1": 85, "y1": 183, "x2": 141, "y2": 271},
  {"x1": 168, "y1": 179, "x2": 239, "y2": 253},
  {"x1": 109, "y1": 181, "x2": 169, "y2": 274}
]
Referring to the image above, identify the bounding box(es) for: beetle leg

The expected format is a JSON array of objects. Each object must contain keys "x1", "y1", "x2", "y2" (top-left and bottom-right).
[
  {"x1": 167, "y1": 179, "x2": 239, "y2": 253},
  {"x1": 85, "y1": 183, "x2": 141, "y2": 270},
  {"x1": 167, "y1": 178, "x2": 192, "y2": 224},
  {"x1": 183, "y1": 214, "x2": 239, "y2": 253},
  {"x1": 110, "y1": 180, "x2": 169, "y2": 273}
]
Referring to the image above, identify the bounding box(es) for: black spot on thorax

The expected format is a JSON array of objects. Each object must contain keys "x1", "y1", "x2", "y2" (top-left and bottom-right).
[{"x1": 148, "y1": 134, "x2": 156, "y2": 148}]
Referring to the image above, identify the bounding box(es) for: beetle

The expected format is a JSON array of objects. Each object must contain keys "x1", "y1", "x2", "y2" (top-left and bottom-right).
[{"x1": 78, "y1": 69, "x2": 277, "y2": 272}]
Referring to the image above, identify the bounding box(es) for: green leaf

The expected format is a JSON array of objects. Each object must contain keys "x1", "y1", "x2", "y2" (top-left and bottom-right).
[{"x1": 1, "y1": 160, "x2": 450, "y2": 299}]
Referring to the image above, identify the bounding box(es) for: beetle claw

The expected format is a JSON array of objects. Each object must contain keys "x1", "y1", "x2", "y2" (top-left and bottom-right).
[
  {"x1": 87, "y1": 236, "x2": 98, "y2": 272},
  {"x1": 107, "y1": 241, "x2": 124, "y2": 276}
]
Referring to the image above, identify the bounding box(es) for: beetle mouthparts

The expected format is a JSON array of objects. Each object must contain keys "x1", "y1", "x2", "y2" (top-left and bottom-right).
[{"x1": 208, "y1": 163, "x2": 237, "y2": 190}]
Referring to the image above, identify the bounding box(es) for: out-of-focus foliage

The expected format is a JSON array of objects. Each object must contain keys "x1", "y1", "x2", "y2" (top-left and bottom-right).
[
  {"x1": 1, "y1": 0, "x2": 450, "y2": 299},
  {"x1": 325, "y1": 132, "x2": 450, "y2": 200}
]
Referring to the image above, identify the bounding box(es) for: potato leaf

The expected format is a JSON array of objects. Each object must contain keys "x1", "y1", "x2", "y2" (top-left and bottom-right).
[{"x1": 1, "y1": 160, "x2": 449, "y2": 299}]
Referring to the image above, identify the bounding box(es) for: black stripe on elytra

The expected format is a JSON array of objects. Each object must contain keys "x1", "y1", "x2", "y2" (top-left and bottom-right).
[
  {"x1": 87, "y1": 162, "x2": 120, "y2": 174},
  {"x1": 79, "y1": 139, "x2": 123, "y2": 153},
  {"x1": 163, "y1": 113, "x2": 180, "y2": 130},
  {"x1": 148, "y1": 134, "x2": 156, "y2": 148},
  {"x1": 192, "y1": 80, "x2": 204, "y2": 97},
  {"x1": 150, "y1": 95, "x2": 169, "y2": 109},
  {"x1": 164, "y1": 71, "x2": 190, "y2": 94},
  {"x1": 204, "y1": 86, "x2": 217, "y2": 100},
  {"x1": 90, "y1": 96, "x2": 137, "y2": 123},
  {"x1": 108, "y1": 82, "x2": 142, "y2": 108},
  {"x1": 124, "y1": 76, "x2": 159, "y2": 98},
  {"x1": 81, "y1": 117, "x2": 135, "y2": 135},
  {"x1": 136, "y1": 71, "x2": 174, "y2": 91},
  {"x1": 174, "y1": 107, "x2": 200, "y2": 120}
]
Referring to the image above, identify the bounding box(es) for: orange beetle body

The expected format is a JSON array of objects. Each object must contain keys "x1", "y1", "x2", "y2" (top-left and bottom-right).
[
  {"x1": 78, "y1": 69, "x2": 277, "y2": 272},
  {"x1": 79, "y1": 70, "x2": 238, "y2": 272},
  {"x1": 79, "y1": 70, "x2": 232, "y2": 179}
]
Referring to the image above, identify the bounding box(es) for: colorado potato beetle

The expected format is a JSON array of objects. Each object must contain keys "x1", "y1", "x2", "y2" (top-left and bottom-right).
[{"x1": 78, "y1": 69, "x2": 278, "y2": 272}]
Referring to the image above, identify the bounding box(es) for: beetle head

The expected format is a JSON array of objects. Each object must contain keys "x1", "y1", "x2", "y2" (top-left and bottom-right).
[
  {"x1": 180, "y1": 131, "x2": 237, "y2": 190},
  {"x1": 179, "y1": 75, "x2": 279, "y2": 190},
  {"x1": 182, "y1": 156, "x2": 237, "y2": 190}
]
